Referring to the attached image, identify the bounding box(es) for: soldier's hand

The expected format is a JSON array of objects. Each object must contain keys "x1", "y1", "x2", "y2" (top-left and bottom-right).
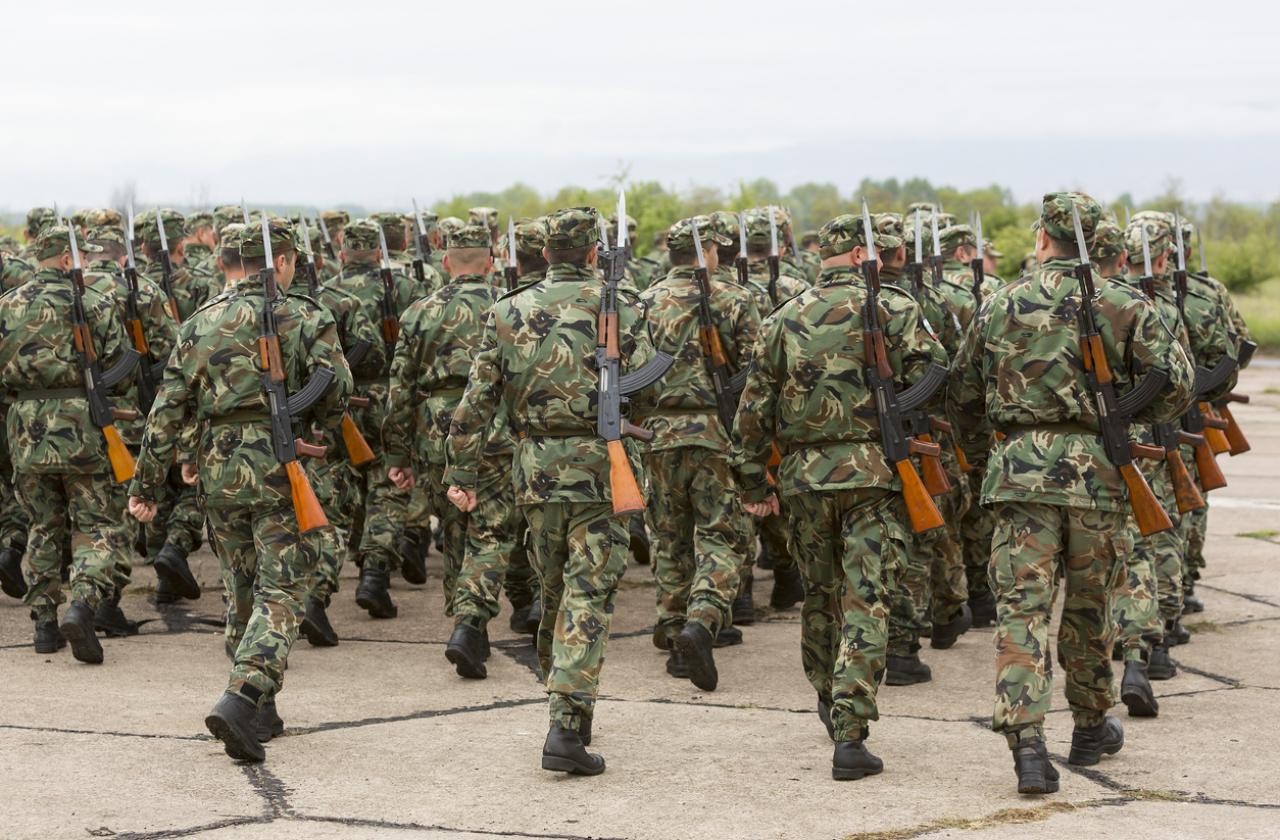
[
  {"x1": 180, "y1": 463, "x2": 199, "y2": 486},
  {"x1": 388, "y1": 467, "x2": 416, "y2": 491},
  {"x1": 128, "y1": 497, "x2": 158, "y2": 523},
  {"x1": 744, "y1": 495, "x2": 780, "y2": 518},
  {"x1": 447, "y1": 485, "x2": 477, "y2": 512}
]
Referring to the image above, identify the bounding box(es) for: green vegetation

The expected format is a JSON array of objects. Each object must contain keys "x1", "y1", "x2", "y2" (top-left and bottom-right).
[
  {"x1": 1235, "y1": 277, "x2": 1280, "y2": 353},
  {"x1": 1238, "y1": 529, "x2": 1280, "y2": 542}
]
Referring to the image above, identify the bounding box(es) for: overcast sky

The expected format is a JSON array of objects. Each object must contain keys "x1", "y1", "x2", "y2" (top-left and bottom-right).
[{"x1": 3, "y1": 0, "x2": 1278, "y2": 211}]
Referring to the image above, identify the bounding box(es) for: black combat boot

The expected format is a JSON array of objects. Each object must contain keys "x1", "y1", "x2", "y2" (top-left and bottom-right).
[
  {"x1": 1012, "y1": 739, "x2": 1060, "y2": 794},
  {"x1": 713, "y1": 625, "x2": 743, "y2": 648},
  {"x1": 817, "y1": 695, "x2": 834, "y2": 741},
  {"x1": 1068, "y1": 716, "x2": 1125, "y2": 766},
  {"x1": 832, "y1": 739, "x2": 883, "y2": 781},
  {"x1": 255, "y1": 699, "x2": 284, "y2": 743},
  {"x1": 885, "y1": 653, "x2": 932, "y2": 685},
  {"x1": 445, "y1": 623, "x2": 488, "y2": 679},
  {"x1": 154, "y1": 576, "x2": 177, "y2": 605},
  {"x1": 541, "y1": 723, "x2": 605, "y2": 775},
  {"x1": 300, "y1": 597, "x2": 339, "y2": 647},
  {"x1": 58, "y1": 600, "x2": 104, "y2": 664},
  {"x1": 0, "y1": 546, "x2": 26, "y2": 599},
  {"x1": 968, "y1": 587, "x2": 997, "y2": 628},
  {"x1": 481, "y1": 625, "x2": 491, "y2": 660},
  {"x1": 1165, "y1": 618, "x2": 1191, "y2": 646},
  {"x1": 930, "y1": 603, "x2": 973, "y2": 650},
  {"x1": 665, "y1": 649, "x2": 690, "y2": 678},
  {"x1": 204, "y1": 692, "x2": 266, "y2": 763},
  {"x1": 94, "y1": 592, "x2": 139, "y2": 637},
  {"x1": 1111, "y1": 640, "x2": 1124, "y2": 662},
  {"x1": 1147, "y1": 642, "x2": 1177, "y2": 680},
  {"x1": 675, "y1": 622, "x2": 718, "y2": 691},
  {"x1": 33, "y1": 621, "x2": 66, "y2": 654},
  {"x1": 509, "y1": 601, "x2": 539, "y2": 635},
  {"x1": 398, "y1": 527, "x2": 428, "y2": 585},
  {"x1": 1120, "y1": 660, "x2": 1159, "y2": 718},
  {"x1": 355, "y1": 568, "x2": 397, "y2": 619},
  {"x1": 1182, "y1": 592, "x2": 1205, "y2": 613},
  {"x1": 154, "y1": 543, "x2": 201, "y2": 600},
  {"x1": 732, "y1": 574, "x2": 755, "y2": 626},
  {"x1": 579, "y1": 716, "x2": 593, "y2": 747},
  {"x1": 628, "y1": 516, "x2": 650, "y2": 566},
  {"x1": 769, "y1": 564, "x2": 804, "y2": 610}
]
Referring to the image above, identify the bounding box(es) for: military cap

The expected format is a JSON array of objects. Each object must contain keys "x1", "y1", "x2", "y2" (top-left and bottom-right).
[
  {"x1": 417, "y1": 210, "x2": 440, "y2": 232},
  {"x1": 212, "y1": 205, "x2": 242, "y2": 232},
  {"x1": 708, "y1": 210, "x2": 743, "y2": 246},
  {"x1": 1036, "y1": 191, "x2": 1102, "y2": 245},
  {"x1": 219, "y1": 223, "x2": 249, "y2": 251},
  {"x1": 26, "y1": 207, "x2": 57, "y2": 237},
  {"x1": 1091, "y1": 221, "x2": 1126, "y2": 262},
  {"x1": 799, "y1": 230, "x2": 820, "y2": 248},
  {"x1": 818, "y1": 214, "x2": 878, "y2": 258},
  {"x1": 468, "y1": 206, "x2": 499, "y2": 232},
  {"x1": 1124, "y1": 216, "x2": 1172, "y2": 263},
  {"x1": 545, "y1": 206, "x2": 601, "y2": 250},
  {"x1": 513, "y1": 217, "x2": 548, "y2": 256},
  {"x1": 341, "y1": 219, "x2": 384, "y2": 251},
  {"x1": 0, "y1": 234, "x2": 21, "y2": 252},
  {"x1": 608, "y1": 213, "x2": 638, "y2": 243},
  {"x1": 667, "y1": 216, "x2": 732, "y2": 254},
  {"x1": 872, "y1": 213, "x2": 906, "y2": 250},
  {"x1": 743, "y1": 208, "x2": 786, "y2": 250},
  {"x1": 138, "y1": 209, "x2": 186, "y2": 247},
  {"x1": 439, "y1": 216, "x2": 465, "y2": 237},
  {"x1": 320, "y1": 209, "x2": 350, "y2": 230},
  {"x1": 86, "y1": 225, "x2": 127, "y2": 248},
  {"x1": 905, "y1": 201, "x2": 937, "y2": 215},
  {"x1": 938, "y1": 224, "x2": 977, "y2": 253},
  {"x1": 184, "y1": 211, "x2": 214, "y2": 235},
  {"x1": 240, "y1": 219, "x2": 299, "y2": 258},
  {"x1": 371, "y1": 211, "x2": 406, "y2": 232},
  {"x1": 985, "y1": 240, "x2": 1003, "y2": 258},
  {"x1": 84, "y1": 207, "x2": 123, "y2": 229},
  {"x1": 70, "y1": 209, "x2": 91, "y2": 228},
  {"x1": 447, "y1": 224, "x2": 493, "y2": 250},
  {"x1": 34, "y1": 224, "x2": 104, "y2": 261}
]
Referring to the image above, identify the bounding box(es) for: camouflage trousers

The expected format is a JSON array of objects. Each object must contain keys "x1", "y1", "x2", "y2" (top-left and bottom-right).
[
  {"x1": 1183, "y1": 504, "x2": 1208, "y2": 597},
  {"x1": 141, "y1": 464, "x2": 204, "y2": 555},
  {"x1": 888, "y1": 482, "x2": 968, "y2": 657},
  {"x1": 645, "y1": 448, "x2": 744, "y2": 641},
  {"x1": 789, "y1": 488, "x2": 903, "y2": 742},
  {"x1": 207, "y1": 501, "x2": 314, "y2": 703},
  {"x1": 1112, "y1": 520, "x2": 1161, "y2": 662},
  {"x1": 959, "y1": 473, "x2": 995, "y2": 596},
  {"x1": 0, "y1": 475, "x2": 28, "y2": 553},
  {"x1": 424, "y1": 471, "x2": 467, "y2": 614},
  {"x1": 524, "y1": 502, "x2": 628, "y2": 732},
  {"x1": 16, "y1": 470, "x2": 130, "y2": 621},
  {"x1": 450, "y1": 468, "x2": 537, "y2": 627},
  {"x1": 355, "y1": 457, "x2": 410, "y2": 575},
  {"x1": 305, "y1": 456, "x2": 361, "y2": 602},
  {"x1": 990, "y1": 502, "x2": 1129, "y2": 746}
]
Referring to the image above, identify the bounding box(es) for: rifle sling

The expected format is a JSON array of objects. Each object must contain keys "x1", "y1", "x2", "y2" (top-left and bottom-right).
[{"x1": 14, "y1": 387, "x2": 85, "y2": 401}]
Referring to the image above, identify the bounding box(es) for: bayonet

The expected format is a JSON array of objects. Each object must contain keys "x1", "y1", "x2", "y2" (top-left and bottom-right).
[
  {"x1": 971, "y1": 211, "x2": 986, "y2": 302},
  {"x1": 927, "y1": 208, "x2": 944, "y2": 288},
  {"x1": 861, "y1": 199, "x2": 877, "y2": 266},
  {"x1": 156, "y1": 209, "x2": 169, "y2": 253},
  {"x1": 378, "y1": 225, "x2": 392, "y2": 271},
  {"x1": 241, "y1": 199, "x2": 250, "y2": 225},
  {"x1": 298, "y1": 216, "x2": 320, "y2": 297},
  {"x1": 318, "y1": 214, "x2": 335, "y2": 259},
  {"x1": 735, "y1": 210, "x2": 749, "y2": 286},
  {"x1": 909, "y1": 210, "x2": 924, "y2": 296},
  {"x1": 617, "y1": 191, "x2": 628, "y2": 256},
  {"x1": 504, "y1": 216, "x2": 517, "y2": 291},
  {"x1": 766, "y1": 206, "x2": 780, "y2": 304},
  {"x1": 68, "y1": 218, "x2": 81, "y2": 270},
  {"x1": 412, "y1": 197, "x2": 432, "y2": 261},
  {"x1": 1139, "y1": 224, "x2": 1155, "y2": 299}
]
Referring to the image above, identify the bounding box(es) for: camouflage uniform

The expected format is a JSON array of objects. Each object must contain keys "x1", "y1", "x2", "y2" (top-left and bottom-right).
[
  {"x1": 444, "y1": 207, "x2": 659, "y2": 735},
  {"x1": 635, "y1": 217, "x2": 759, "y2": 648},
  {"x1": 0, "y1": 228, "x2": 134, "y2": 630},
  {"x1": 948, "y1": 193, "x2": 1195, "y2": 748},
  {"x1": 130, "y1": 221, "x2": 351, "y2": 705},
  {"x1": 733, "y1": 214, "x2": 943, "y2": 742}
]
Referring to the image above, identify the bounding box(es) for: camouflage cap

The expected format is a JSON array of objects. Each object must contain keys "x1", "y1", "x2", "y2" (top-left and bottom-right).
[
  {"x1": 320, "y1": 209, "x2": 350, "y2": 229},
  {"x1": 905, "y1": 201, "x2": 937, "y2": 215},
  {"x1": 219, "y1": 223, "x2": 248, "y2": 251},
  {"x1": 84, "y1": 207, "x2": 123, "y2": 229},
  {"x1": 708, "y1": 210, "x2": 742, "y2": 246},
  {"x1": 239, "y1": 220, "x2": 299, "y2": 258},
  {"x1": 139, "y1": 209, "x2": 187, "y2": 247},
  {"x1": 184, "y1": 211, "x2": 214, "y2": 235},
  {"x1": 33, "y1": 224, "x2": 104, "y2": 261},
  {"x1": 667, "y1": 215, "x2": 732, "y2": 254},
  {"x1": 342, "y1": 219, "x2": 383, "y2": 251},
  {"x1": 0, "y1": 234, "x2": 20, "y2": 252},
  {"x1": 985, "y1": 240, "x2": 1003, "y2": 258},
  {"x1": 70, "y1": 209, "x2": 90, "y2": 228},
  {"x1": 938, "y1": 224, "x2": 977, "y2": 253},
  {"x1": 513, "y1": 217, "x2": 548, "y2": 256},
  {"x1": 213, "y1": 205, "x2": 242, "y2": 232},
  {"x1": 1091, "y1": 221, "x2": 1126, "y2": 262},
  {"x1": 447, "y1": 224, "x2": 493, "y2": 250},
  {"x1": 1037, "y1": 191, "x2": 1102, "y2": 245},
  {"x1": 439, "y1": 216, "x2": 465, "y2": 237},
  {"x1": 936, "y1": 212, "x2": 957, "y2": 228},
  {"x1": 26, "y1": 206, "x2": 57, "y2": 237},
  {"x1": 818, "y1": 213, "x2": 877, "y2": 258},
  {"x1": 743, "y1": 208, "x2": 785, "y2": 249},
  {"x1": 1124, "y1": 216, "x2": 1172, "y2": 263},
  {"x1": 799, "y1": 230, "x2": 820, "y2": 247},
  {"x1": 872, "y1": 213, "x2": 906, "y2": 250},
  {"x1": 545, "y1": 206, "x2": 601, "y2": 250},
  {"x1": 608, "y1": 213, "x2": 638, "y2": 242},
  {"x1": 468, "y1": 206, "x2": 499, "y2": 231},
  {"x1": 417, "y1": 210, "x2": 440, "y2": 232},
  {"x1": 86, "y1": 225, "x2": 127, "y2": 249}
]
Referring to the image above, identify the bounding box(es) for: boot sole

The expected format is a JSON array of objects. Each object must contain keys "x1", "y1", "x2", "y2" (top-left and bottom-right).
[
  {"x1": 58, "y1": 617, "x2": 104, "y2": 664},
  {"x1": 33, "y1": 640, "x2": 65, "y2": 654},
  {"x1": 832, "y1": 765, "x2": 883, "y2": 781},
  {"x1": 675, "y1": 632, "x2": 718, "y2": 692},
  {"x1": 1017, "y1": 776, "x2": 1060, "y2": 794},
  {"x1": 300, "y1": 618, "x2": 339, "y2": 647},
  {"x1": 0, "y1": 566, "x2": 26, "y2": 600},
  {"x1": 541, "y1": 754, "x2": 605, "y2": 775},
  {"x1": 154, "y1": 561, "x2": 201, "y2": 601},
  {"x1": 884, "y1": 672, "x2": 932, "y2": 686},
  {"x1": 1121, "y1": 685, "x2": 1159, "y2": 718},
  {"x1": 1148, "y1": 666, "x2": 1178, "y2": 681},
  {"x1": 355, "y1": 593, "x2": 398, "y2": 619},
  {"x1": 1068, "y1": 741, "x2": 1122, "y2": 767},
  {"x1": 205, "y1": 713, "x2": 266, "y2": 762},
  {"x1": 400, "y1": 562, "x2": 427, "y2": 586},
  {"x1": 445, "y1": 646, "x2": 487, "y2": 679}
]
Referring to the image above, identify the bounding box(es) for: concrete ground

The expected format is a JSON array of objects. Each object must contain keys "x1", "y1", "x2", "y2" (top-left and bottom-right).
[{"x1": 3, "y1": 363, "x2": 1279, "y2": 840}]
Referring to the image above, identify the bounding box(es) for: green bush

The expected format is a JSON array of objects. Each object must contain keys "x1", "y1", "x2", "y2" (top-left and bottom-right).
[{"x1": 1205, "y1": 233, "x2": 1280, "y2": 293}]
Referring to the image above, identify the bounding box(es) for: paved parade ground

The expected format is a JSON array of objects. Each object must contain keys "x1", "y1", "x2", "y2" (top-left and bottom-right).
[{"x1": 2, "y1": 362, "x2": 1278, "y2": 840}]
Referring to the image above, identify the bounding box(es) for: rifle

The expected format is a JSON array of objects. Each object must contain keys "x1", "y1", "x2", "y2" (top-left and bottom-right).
[
  {"x1": 766, "y1": 207, "x2": 780, "y2": 305},
  {"x1": 1215, "y1": 392, "x2": 1251, "y2": 455},
  {"x1": 127, "y1": 202, "x2": 140, "y2": 256},
  {"x1": 67, "y1": 227, "x2": 140, "y2": 483},
  {"x1": 256, "y1": 216, "x2": 333, "y2": 533},
  {"x1": 907, "y1": 210, "x2": 925, "y2": 297},
  {"x1": 318, "y1": 214, "x2": 337, "y2": 260},
  {"x1": 1135, "y1": 225, "x2": 1204, "y2": 514},
  {"x1": 596, "y1": 193, "x2": 674, "y2": 515},
  {"x1": 859, "y1": 201, "x2": 947, "y2": 533},
  {"x1": 971, "y1": 212, "x2": 986, "y2": 303},
  {"x1": 504, "y1": 216, "x2": 518, "y2": 291},
  {"x1": 928, "y1": 209, "x2": 945, "y2": 288},
  {"x1": 409, "y1": 205, "x2": 428, "y2": 289},
  {"x1": 153, "y1": 210, "x2": 181, "y2": 322},
  {"x1": 121, "y1": 229, "x2": 159, "y2": 412},
  {"x1": 690, "y1": 221, "x2": 744, "y2": 432},
  {"x1": 1070, "y1": 204, "x2": 1172, "y2": 536},
  {"x1": 735, "y1": 210, "x2": 749, "y2": 286},
  {"x1": 296, "y1": 217, "x2": 321, "y2": 298},
  {"x1": 376, "y1": 226, "x2": 400, "y2": 357}
]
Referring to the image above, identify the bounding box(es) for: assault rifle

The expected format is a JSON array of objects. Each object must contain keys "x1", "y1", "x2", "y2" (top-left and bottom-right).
[
  {"x1": 690, "y1": 221, "x2": 747, "y2": 432},
  {"x1": 410, "y1": 203, "x2": 428, "y2": 289},
  {"x1": 928, "y1": 208, "x2": 945, "y2": 288},
  {"x1": 318, "y1": 214, "x2": 336, "y2": 260},
  {"x1": 68, "y1": 226, "x2": 140, "y2": 483},
  {"x1": 121, "y1": 228, "x2": 159, "y2": 412},
  {"x1": 735, "y1": 210, "x2": 749, "y2": 286},
  {"x1": 1193, "y1": 224, "x2": 1254, "y2": 455},
  {"x1": 766, "y1": 207, "x2": 780, "y2": 305},
  {"x1": 376, "y1": 226, "x2": 400, "y2": 357},
  {"x1": 1070, "y1": 204, "x2": 1172, "y2": 536},
  {"x1": 971, "y1": 211, "x2": 986, "y2": 303},
  {"x1": 859, "y1": 201, "x2": 947, "y2": 533},
  {"x1": 504, "y1": 216, "x2": 518, "y2": 291},
  {"x1": 153, "y1": 210, "x2": 181, "y2": 322},
  {"x1": 596, "y1": 194, "x2": 674, "y2": 515}
]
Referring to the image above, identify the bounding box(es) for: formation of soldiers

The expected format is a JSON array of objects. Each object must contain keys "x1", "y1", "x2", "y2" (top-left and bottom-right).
[{"x1": 0, "y1": 188, "x2": 1255, "y2": 792}]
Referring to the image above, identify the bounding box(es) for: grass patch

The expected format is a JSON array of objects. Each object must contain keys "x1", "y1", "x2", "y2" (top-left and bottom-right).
[
  {"x1": 1264, "y1": 387, "x2": 1280, "y2": 396},
  {"x1": 1236, "y1": 277, "x2": 1280, "y2": 353},
  {"x1": 1184, "y1": 620, "x2": 1222, "y2": 634},
  {"x1": 843, "y1": 802, "x2": 1087, "y2": 840},
  {"x1": 1238, "y1": 529, "x2": 1280, "y2": 542}
]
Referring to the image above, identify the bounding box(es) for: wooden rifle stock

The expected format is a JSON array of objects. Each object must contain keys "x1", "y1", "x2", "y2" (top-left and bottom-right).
[
  {"x1": 285, "y1": 460, "x2": 329, "y2": 533},
  {"x1": 1199, "y1": 402, "x2": 1231, "y2": 454},
  {"x1": 914, "y1": 433, "x2": 950, "y2": 496},
  {"x1": 1165, "y1": 444, "x2": 1205, "y2": 514},
  {"x1": 896, "y1": 459, "x2": 944, "y2": 533},
  {"x1": 1218, "y1": 402, "x2": 1250, "y2": 455},
  {"x1": 1191, "y1": 437, "x2": 1228, "y2": 492},
  {"x1": 1118, "y1": 462, "x2": 1173, "y2": 536},
  {"x1": 607, "y1": 439, "x2": 645, "y2": 514},
  {"x1": 341, "y1": 413, "x2": 375, "y2": 466},
  {"x1": 102, "y1": 424, "x2": 137, "y2": 483},
  {"x1": 127, "y1": 319, "x2": 149, "y2": 354}
]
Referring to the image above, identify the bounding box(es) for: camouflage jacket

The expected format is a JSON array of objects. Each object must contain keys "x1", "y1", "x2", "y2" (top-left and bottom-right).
[
  {"x1": 0, "y1": 268, "x2": 133, "y2": 475},
  {"x1": 936, "y1": 259, "x2": 980, "y2": 333},
  {"x1": 443, "y1": 262, "x2": 659, "y2": 506},
  {"x1": 141, "y1": 259, "x2": 217, "y2": 323},
  {"x1": 636, "y1": 265, "x2": 761, "y2": 451},
  {"x1": 1, "y1": 253, "x2": 35, "y2": 292},
  {"x1": 1177, "y1": 272, "x2": 1240, "y2": 400},
  {"x1": 384, "y1": 273, "x2": 508, "y2": 471},
  {"x1": 948, "y1": 259, "x2": 1195, "y2": 513},
  {"x1": 742, "y1": 258, "x2": 810, "y2": 315},
  {"x1": 83, "y1": 259, "x2": 180, "y2": 445},
  {"x1": 1191, "y1": 271, "x2": 1252, "y2": 358},
  {"x1": 733, "y1": 266, "x2": 944, "y2": 502},
  {"x1": 130, "y1": 274, "x2": 352, "y2": 508}
]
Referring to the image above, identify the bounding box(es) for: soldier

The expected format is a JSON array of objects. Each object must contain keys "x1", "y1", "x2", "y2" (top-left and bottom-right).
[
  {"x1": 0, "y1": 225, "x2": 135, "y2": 662},
  {"x1": 182, "y1": 211, "x2": 218, "y2": 276},
  {"x1": 734, "y1": 211, "x2": 944, "y2": 780},
  {"x1": 444, "y1": 206, "x2": 662, "y2": 775},
  {"x1": 982, "y1": 240, "x2": 1003, "y2": 281},
  {"x1": 634, "y1": 216, "x2": 759, "y2": 689},
  {"x1": 320, "y1": 209, "x2": 350, "y2": 252},
  {"x1": 328, "y1": 219, "x2": 419, "y2": 619},
  {"x1": 949, "y1": 192, "x2": 1194, "y2": 794},
  {"x1": 609, "y1": 213, "x2": 652, "y2": 291},
  {"x1": 19, "y1": 207, "x2": 57, "y2": 258},
  {"x1": 638, "y1": 228, "x2": 671, "y2": 282},
  {"x1": 128, "y1": 219, "x2": 351, "y2": 763}
]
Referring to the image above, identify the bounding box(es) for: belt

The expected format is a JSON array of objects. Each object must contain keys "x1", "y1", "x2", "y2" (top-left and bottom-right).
[
  {"x1": 418, "y1": 386, "x2": 466, "y2": 400},
  {"x1": 14, "y1": 387, "x2": 83, "y2": 400},
  {"x1": 209, "y1": 408, "x2": 270, "y2": 427},
  {"x1": 997, "y1": 421, "x2": 1096, "y2": 437}
]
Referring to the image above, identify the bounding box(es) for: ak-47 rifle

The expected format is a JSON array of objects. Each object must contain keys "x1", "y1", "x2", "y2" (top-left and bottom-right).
[
  {"x1": 1135, "y1": 225, "x2": 1205, "y2": 514},
  {"x1": 1070, "y1": 204, "x2": 1173, "y2": 536},
  {"x1": 121, "y1": 227, "x2": 159, "y2": 413},
  {"x1": 154, "y1": 210, "x2": 181, "y2": 322},
  {"x1": 376, "y1": 226, "x2": 400, "y2": 357},
  {"x1": 296, "y1": 217, "x2": 321, "y2": 298},
  {"x1": 907, "y1": 210, "x2": 925, "y2": 297},
  {"x1": 504, "y1": 216, "x2": 518, "y2": 291},
  {"x1": 410, "y1": 203, "x2": 428, "y2": 289},
  {"x1": 67, "y1": 226, "x2": 140, "y2": 483},
  {"x1": 412, "y1": 199, "x2": 432, "y2": 266},
  {"x1": 921, "y1": 207, "x2": 974, "y2": 474},
  {"x1": 766, "y1": 207, "x2": 780, "y2": 306},
  {"x1": 735, "y1": 210, "x2": 749, "y2": 286},
  {"x1": 256, "y1": 216, "x2": 334, "y2": 532},
  {"x1": 859, "y1": 201, "x2": 948, "y2": 533},
  {"x1": 971, "y1": 212, "x2": 986, "y2": 304},
  {"x1": 596, "y1": 194, "x2": 674, "y2": 515},
  {"x1": 928, "y1": 208, "x2": 946, "y2": 288},
  {"x1": 318, "y1": 214, "x2": 337, "y2": 261},
  {"x1": 1192, "y1": 225, "x2": 1254, "y2": 455},
  {"x1": 690, "y1": 221, "x2": 746, "y2": 432},
  {"x1": 127, "y1": 202, "x2": 140, "y2": 256}
]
